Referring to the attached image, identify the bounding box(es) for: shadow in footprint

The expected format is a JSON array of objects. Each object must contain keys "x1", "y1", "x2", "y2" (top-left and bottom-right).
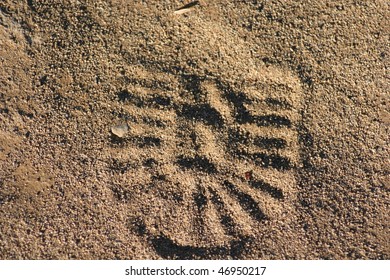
[
  {"x1": 150, "y1": 234, "x2": 228, "y2": 259},
  {"x1": 265, "y1": 97, "x2": 292, "y2": 109},
  {"x1": 131, "y1": 217, "x2": 252, "y2": 259},
  {"x1": 181, "y1": 74, "x2": 204, "y2": 102},
  {"x1": 150, "y1": 234, "x2": 253, "y2": 260},
  {"x1": 250, "y1": 179, "x2": 284, "y2": 200},
  {"x1": 253, "y1": 114, "x2": 291, "y2": 127},
  {"x1": 178, "y1": 104, "x2": 224, "y2": 127},
  {"x1": 176, "y1": 155, "x2": 217, "y2": 173},
  {"x1": 208, "y1": 187, "x2": 241, "y2": 237},
  {"x1": 254, "y1": 137, "x2": 287, "y2": 149},
  {"x1": 239, "y1": 152, "x2": 291, "y2": 170},
  {"x1": 223, "y1": 180, "x2": 268, "y2": 222},
  {"x1": 134, "y1": 136, "x2": 161, "y2": 148}
]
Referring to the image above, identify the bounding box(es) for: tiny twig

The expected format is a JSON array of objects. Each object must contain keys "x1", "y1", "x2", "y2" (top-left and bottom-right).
[{"x1": 173, "y1": 1, "x2": 200, "y2": 15}]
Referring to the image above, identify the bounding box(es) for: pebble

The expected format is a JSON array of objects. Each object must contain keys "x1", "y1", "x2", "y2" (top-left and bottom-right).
[{"x1": 111, "y1": 123, "x2": 129, "y2": 138}]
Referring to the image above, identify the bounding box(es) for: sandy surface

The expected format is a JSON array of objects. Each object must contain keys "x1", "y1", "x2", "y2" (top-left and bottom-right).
[{"x1": 0, "y1": 0, "x2": 388, "y2": 259}]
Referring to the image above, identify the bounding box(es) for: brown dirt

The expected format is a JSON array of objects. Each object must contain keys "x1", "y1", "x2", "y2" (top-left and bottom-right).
[{"x1": 0, "y1": 0, "x2": 388, "y2": 259}]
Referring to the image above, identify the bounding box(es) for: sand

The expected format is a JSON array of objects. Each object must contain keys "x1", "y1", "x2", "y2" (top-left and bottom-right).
[{"x1": 0, "y1": 0, "x2": 388, "y2": 259}]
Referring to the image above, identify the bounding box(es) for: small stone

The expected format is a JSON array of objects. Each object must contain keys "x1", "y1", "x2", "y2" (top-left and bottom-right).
[{"x1": 111, "y1": 123, "x2": 129, "y2": 138}]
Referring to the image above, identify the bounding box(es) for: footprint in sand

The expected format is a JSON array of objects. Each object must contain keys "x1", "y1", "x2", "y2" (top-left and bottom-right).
[
  {"x1": 108, "y1": 15, "x2": 305, "y2": 259},
  {"x1": 109, "y1": 64, "x2": 304, "y2": 258}
]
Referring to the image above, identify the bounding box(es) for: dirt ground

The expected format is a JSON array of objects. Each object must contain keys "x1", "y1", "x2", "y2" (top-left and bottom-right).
[{"x1": 0, "y1": 0, "x2": 388, "y2": 259}]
